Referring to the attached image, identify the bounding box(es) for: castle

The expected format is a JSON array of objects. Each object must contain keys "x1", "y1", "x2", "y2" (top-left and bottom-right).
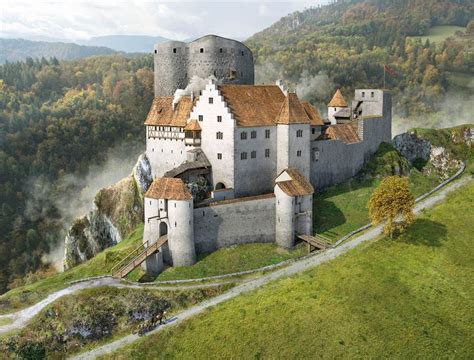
[{"x1": 138, "y1": 35, "x2": 391, "y2": 275}]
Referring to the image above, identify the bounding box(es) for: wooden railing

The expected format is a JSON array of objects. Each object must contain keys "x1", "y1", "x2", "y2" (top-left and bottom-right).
[{"x1": 111, "y1": 235, "x2": 168, "y2": 278}]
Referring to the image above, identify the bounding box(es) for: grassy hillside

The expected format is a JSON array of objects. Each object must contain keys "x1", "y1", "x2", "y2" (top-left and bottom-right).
[
  {"x1": 0, "y1": 225, "x2": 144, "y2": 314},
  {"x1": 102, "y1": 180, "x2": 474, "y2": 359},
  {"x1": 0, "y1": 38, "x2": 116, "y2": 64},
  {"x1": 409, "y1": 25, "x2": 466, "y2": 43}
]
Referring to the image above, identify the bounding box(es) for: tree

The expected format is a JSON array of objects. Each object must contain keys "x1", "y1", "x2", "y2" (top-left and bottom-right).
[{"x1": 368, "y1": 176, "x2": 415, "y2": 238}]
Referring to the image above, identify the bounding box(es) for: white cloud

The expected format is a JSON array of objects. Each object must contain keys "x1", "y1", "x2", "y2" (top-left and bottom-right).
[{"x1": 0, "y1": 0, "x2": 327, "y2": 42}]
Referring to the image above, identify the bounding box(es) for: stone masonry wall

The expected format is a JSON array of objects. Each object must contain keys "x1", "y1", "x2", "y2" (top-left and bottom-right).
[{"x1": 193, "y1": 195, "x2": 276, "y2": 254}]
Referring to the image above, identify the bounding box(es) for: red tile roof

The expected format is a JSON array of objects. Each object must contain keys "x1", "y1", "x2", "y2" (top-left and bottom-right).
[{"x1": 145, "y1": 178, "x2": 193, "y2": 200}]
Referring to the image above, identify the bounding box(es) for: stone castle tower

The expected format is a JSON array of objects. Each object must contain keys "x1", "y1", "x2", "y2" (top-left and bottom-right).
[{"x1": 153, "y1": 35, "x2": 255, "y2": 96}]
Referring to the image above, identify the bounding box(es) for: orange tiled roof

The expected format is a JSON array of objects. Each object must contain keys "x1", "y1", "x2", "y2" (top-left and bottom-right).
[
  {"x1": 301, "y1": 101, "x2": 324, "y2": 126},
  {"x1": 145, "y1": 177, "x2": 193, "y2": 200},
  {"x1": 184, "y1": 119, "x2": 201, "y2": 131},
  {"x1": 325, "y1": 122, "x2": 360, "y2": 144},
  {"x1": 218, "y1": 85, "x2": 286, "y2": 127},
  {"x1": 275, "y1": 93, "x2": 311, "y2": 125},
  {"x1": 276, "y1": 168, "x2": 314, "y2": 196},
  {"x1": 327, "y1": 89, "x2": 348, "y2": 107},
  {"x1": 144, "y1": 96, "x2": 195, "y2": 127}
]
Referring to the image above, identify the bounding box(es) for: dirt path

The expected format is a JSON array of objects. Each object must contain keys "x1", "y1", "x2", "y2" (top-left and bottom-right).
[
  {"x1": 71, "y1": 176, "x2": 472, "y2": 360},
  {"x1": 0, "y1": 278, "x2": 235, "y2": 335}
]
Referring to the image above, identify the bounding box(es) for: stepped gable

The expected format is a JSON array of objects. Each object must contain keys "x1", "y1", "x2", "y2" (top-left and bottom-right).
[
  {"x1": 145, "y1": 177, "x2": 193, "y2": 200},
  {"x1": 218, "y1": 84, "x2": 286, "y2": 127},
  {"x1": 327, "y1": 89, "x2": 348, "y2": 107},
  {"x1": 144, "y1": 96, "x2": 196, "y2": 127},
  {"x1": 275, "y1": 92, "x2": 311, "y2": 125},
  {"x1": 323, "y1": 122, "x2": 360, "y2": 144},
  {"x1": 301, "y1": 101, "x2": 324, "y2": 126},
  {"x1": 276, "y1": 168, "x2": 314, "y2": 196}
]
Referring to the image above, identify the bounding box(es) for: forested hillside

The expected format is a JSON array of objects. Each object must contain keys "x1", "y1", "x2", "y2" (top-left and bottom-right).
[
  {"x1": 0, "y1": 38, "x2": 117, "y2": 64},
  {"x1": 246, "y1": 0, "x2": 474, "y2": 117},
  {"x1": 0, "y1": 55, "x2": 154, "y2": 293}
]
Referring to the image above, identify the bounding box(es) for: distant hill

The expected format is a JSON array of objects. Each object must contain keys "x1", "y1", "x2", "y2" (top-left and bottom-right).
[
  {"x1": 81, "y1": 35, "x2": 170, "y2": 53},
  {"x1": 246, "y1": 0, "x2": 474, "y2": 117},
  {"x1": 0, "y1": 38, "x2": 116, "y2": 63}
]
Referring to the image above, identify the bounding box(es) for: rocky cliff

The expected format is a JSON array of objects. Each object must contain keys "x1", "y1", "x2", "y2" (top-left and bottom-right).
[{"x1": 63, "y1": 154, "x2": 152, "y2": 269}]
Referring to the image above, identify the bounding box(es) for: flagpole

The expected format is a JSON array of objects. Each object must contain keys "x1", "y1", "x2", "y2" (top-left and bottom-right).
[{"x1": 383, "y1": 65, "x2": 386, "y2": 89}]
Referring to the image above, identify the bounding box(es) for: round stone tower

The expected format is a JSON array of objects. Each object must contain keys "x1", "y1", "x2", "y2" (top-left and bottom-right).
[
  {"x1": 168, "y1": 198, "x2": 196, "y2": 266},
  {"x1": 154, "y1": 35, "x2": 255, "y2": 97}
]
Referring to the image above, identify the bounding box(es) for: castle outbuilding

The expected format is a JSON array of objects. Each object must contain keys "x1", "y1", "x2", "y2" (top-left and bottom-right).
[{"x1": 112, "y1": 35, "x2": 392, "y2": 277}]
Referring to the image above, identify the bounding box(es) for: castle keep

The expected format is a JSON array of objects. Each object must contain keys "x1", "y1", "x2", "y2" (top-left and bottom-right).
[{"x1": 114, "y1": 35, "x2": 392, "y2": 277}]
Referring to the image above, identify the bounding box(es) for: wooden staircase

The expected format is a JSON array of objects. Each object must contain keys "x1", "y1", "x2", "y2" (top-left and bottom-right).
[
  {"x1": 111, "y1": 235, "x2": 168, "y2": 278},
  {"x1": 297, "y1": 234, "x2": 332, "y2": 253}
]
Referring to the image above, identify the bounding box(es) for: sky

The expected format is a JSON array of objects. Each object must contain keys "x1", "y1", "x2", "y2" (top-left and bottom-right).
[{"x1": 0, "y1": 0, "x2": 330, "y2": 42}]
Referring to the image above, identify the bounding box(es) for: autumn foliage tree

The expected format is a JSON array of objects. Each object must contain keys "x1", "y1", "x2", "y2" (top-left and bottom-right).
[{"x1": 368, "y1": 176, "x2": 415, "y2": 238}]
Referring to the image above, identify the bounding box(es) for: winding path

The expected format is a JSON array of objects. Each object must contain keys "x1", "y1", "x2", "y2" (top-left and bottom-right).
[
  {"x1": 70, "y1": 176, "x2": 472, "y2": 359},
  {"x1": 0, "y1": 277, "x2": 235, "y2": 335}
]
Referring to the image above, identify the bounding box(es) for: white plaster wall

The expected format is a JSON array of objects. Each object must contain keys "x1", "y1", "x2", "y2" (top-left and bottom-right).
[
  {"x1": 190, "y1": 82, "x2": 235, "y2": 189},
  {"x1": 275, "y1": 185, "x2": 295, "y2": 248},
  {"x1": 234, "y1": 126, "x2": 277, "y2": 196},
  {"x1": 168, "y1": 199, "x2": 196, "y2": 266},
  {"x1": 146, "y1": 132, "x2": 187, "y2": 178},
  {"x1": 277, "y1": 125, "x2": 290, "y2": 175},
  {"x1": 288, "y1": 124, "x2": 311, "y2": 178},
  {"x1": 328, "y1": 106, "x2": 343, "y2": 124}
]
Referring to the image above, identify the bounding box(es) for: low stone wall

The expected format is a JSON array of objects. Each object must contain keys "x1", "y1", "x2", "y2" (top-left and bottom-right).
[{"x1": 193, "y1": 194, "x2": 276, "y2": 254}]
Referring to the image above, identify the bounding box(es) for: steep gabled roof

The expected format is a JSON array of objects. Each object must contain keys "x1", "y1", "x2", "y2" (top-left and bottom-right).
[
  {"x1": 301, "y1": 101, "x2": 324, "y2": 126},
  {"x1": 145, "y1": 177, "x2": 193, "y2": 200},
  {"x1": 184, "y1": 119, "x2": 201, "y2": 131},
  {"x1": 328, "y1": 89, "x2": 348, "y2": 108},
  {"x1": 144, "y1": 96, "x2": 196, "y2": 127},
  {"x1": 276, "y1": 168, "x2": 314, "y2": 196},
  {"x1": 218, "y1": 84, "x2": 286, "y2": 127},
  {"x1": 275, "y1": 93, "x2": 311, "y2": 125}
]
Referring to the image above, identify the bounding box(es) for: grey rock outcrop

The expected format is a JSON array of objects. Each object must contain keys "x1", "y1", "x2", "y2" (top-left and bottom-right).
[
  {"x1": 393, "y1": 132, "x2": 431, "y2": 164},
  {"x1": 133, "y1": 153, "x2": 153, "y2": 193},
  {"x1": 63, "y1": 153, "x2": 152, "y2": 270},
  {"x1": 425, "y1": 146, "x2": 462, "y2": 181}
]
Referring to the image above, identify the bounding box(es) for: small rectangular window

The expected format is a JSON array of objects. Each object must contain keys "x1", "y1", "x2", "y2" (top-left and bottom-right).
[
  {"x1": 217, "y1": 153, "x2": 222, "y2": 160},
  {"x1": 297, "y1": 150, "x2": 302, "y2": 157},
  {"x1": 297, "y1": 129, "x2": 303, "y2": 138},
  {"x1": 251, "y1": 151, "x2": 256, "y2": 159},
  {"x1": 173, "y1": 48, "x2": 177, "y2": 53},
  {"x1": 371, "y1": 91, "x2": 374, "y2": 98},
  {"x1": 241, "y1": 152, "x2": 247, "y2": 160},
  {"x1": 200, "y1": 48, "x2": 204, "y2": 53},
  {"x1": 209, "y1": 97, "x2": 213, "y2": 104},
  {"x1": 217, "y1": 115, "x2": 222, "y2": 122},
  {"x1": 241, "y1": 132, "x2": 247, "y2": 140},
  {"x1": 265, "y1": 129, "x2": 270, "y2": 139},
  {"x1": 362, "y1": 91, "x2": 365, "y2": 98},
  {"x1": 219, "y1": 48, "x2": 223, "y2": 53},
  {"x1": 216, "y1": 132, "x2": 223, "y2": 140},
  {"x1": 251, "y1": 131, "x2": 257, "y2": 139},
  {"x1": 198, "y1": 115, "x2": 203, "y2": 122},
  {"x1": 312, "y1": 128, "x2": 315, "y2": 134},
  {"x1": 265, "y1": 149, "x2": 270, "y2": 158}
]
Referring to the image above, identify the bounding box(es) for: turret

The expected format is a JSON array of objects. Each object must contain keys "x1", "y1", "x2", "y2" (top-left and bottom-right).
[
  {"x1": 327, "y1": 89, "x2": 348, "y2": 125},
  {"x1": 274, "y1": 169, "x2": 314, "y2": 248}
]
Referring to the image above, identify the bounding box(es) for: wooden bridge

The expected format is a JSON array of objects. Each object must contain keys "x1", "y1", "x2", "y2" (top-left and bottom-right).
[
  {"x1": 297, "y1": 234, "x2": 332, "y2": 253},
  {"x1": 111, "y1": 235, "x2": 168, "y2": 278}
]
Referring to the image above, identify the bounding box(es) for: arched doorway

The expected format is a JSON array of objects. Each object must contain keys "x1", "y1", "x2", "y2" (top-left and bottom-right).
[
  {"x1": 159, "y1": 222, "x2": 168, "y2": 237},
  {"x1": 215, "y1": 182, "x2": 226, "y2": 190}
]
